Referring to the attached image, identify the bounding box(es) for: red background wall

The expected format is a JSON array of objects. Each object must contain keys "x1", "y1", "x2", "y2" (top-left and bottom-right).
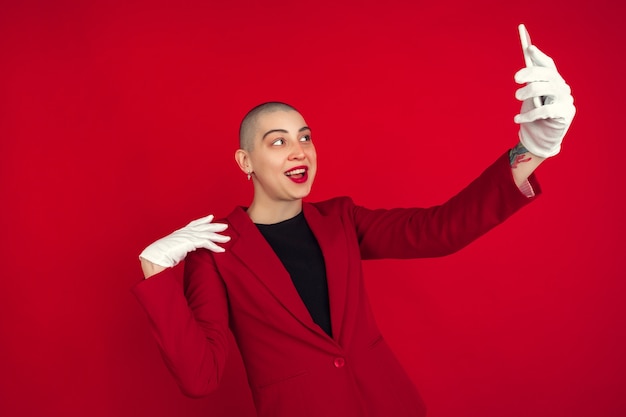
[{"x1": 1, "y1": 0, "x2": 624, "y2": 416}]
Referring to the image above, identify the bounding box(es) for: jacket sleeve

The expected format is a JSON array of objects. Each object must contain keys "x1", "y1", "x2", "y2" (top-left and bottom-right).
[
  {"x1": 131, "y1": 249, "x2": 230, "y2": 397},
  {"x1": 352, "y1": 151, "x2": 541, "y2": 259}
]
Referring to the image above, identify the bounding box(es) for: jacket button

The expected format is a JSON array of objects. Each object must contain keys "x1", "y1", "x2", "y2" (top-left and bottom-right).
[{"x1": 334, "y1": 357, "x2": 345, "y2": 368}]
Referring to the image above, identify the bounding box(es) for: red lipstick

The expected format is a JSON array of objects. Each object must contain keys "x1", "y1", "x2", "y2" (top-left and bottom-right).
[{"x1": 284, "y1": 166, "x2": 308, "y2": 183}]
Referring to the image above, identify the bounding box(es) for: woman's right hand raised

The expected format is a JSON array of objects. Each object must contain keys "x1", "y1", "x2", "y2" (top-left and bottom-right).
[{"x1": 139, "y1": 215, "x2": 230, "y2": 278}]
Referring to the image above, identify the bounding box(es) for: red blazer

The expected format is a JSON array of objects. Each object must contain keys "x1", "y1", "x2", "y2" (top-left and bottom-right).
[{"x1": 133, "y1": 153, "x2": 540, "y2": 417}]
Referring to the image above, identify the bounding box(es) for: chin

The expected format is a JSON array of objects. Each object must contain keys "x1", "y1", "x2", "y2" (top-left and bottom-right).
[{"x1": 293, "y1": 187, "x2": 312, "y2": 200}]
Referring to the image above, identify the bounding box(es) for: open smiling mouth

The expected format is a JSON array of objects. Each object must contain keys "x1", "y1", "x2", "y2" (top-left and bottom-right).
[{"x1": 285, "y1": 167, "x2": 308, "y2": 183}]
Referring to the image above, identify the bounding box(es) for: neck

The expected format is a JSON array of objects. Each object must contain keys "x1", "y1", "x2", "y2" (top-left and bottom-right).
[{"x1": 246, "y1": 199, "x2": 303, "y2": 224}]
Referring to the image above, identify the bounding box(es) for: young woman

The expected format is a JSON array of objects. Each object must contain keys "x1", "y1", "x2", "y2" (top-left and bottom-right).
[{"x1": 134, "y1": 42, "x2": 574, "y2": 417}]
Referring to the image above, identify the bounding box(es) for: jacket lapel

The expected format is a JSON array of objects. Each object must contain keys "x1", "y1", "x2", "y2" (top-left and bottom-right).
[
  {"x1": 303, "y1": 202, "x2": 349, "y2": 341},
  {"x1": 226, "y1": 207, "x2": 325, "y2": 338},
  {"x1": 225, "y1": 204, "x2": 351, "y2": 343}
]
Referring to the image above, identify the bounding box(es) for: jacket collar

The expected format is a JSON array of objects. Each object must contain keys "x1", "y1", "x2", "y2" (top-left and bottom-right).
[{"x1": 225, "y1": 203, "x2": 348, "y2": 342}]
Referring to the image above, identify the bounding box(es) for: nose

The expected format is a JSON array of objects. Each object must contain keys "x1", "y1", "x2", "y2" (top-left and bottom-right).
[{"x1": 289, "y1": 141, "x2": 305, "y2": 160}]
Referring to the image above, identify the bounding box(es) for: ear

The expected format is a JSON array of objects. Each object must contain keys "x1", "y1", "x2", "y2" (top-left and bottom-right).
[{"x1": 235, "y1": 149, "x2": 252, "y2": 174}]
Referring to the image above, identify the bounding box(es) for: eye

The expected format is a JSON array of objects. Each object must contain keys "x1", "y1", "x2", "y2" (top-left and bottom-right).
[
  {"x1": 271, "y1": 138, "x2": 285, "y2": 146},
  {"x1": 299, "y1": 135, "x2": 311, "y2": 142}
]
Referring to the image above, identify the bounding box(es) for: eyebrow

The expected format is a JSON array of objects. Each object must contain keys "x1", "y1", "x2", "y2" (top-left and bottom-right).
[{"x1": 262, "y1": 126, "x2": 311, "y2": 140}]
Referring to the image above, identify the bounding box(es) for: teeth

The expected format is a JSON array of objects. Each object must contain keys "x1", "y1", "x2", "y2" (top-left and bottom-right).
[{"x1": 286, "y1": 168, "x2": 306, "y2": 176}]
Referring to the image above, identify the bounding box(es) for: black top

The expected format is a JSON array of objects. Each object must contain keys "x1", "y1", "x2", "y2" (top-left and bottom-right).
[{"x1": 256, "y1": 211, "x2": 332, "y2": 337}]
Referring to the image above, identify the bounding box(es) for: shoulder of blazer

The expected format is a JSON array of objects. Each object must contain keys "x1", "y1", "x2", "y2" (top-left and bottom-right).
[{"x1": 305, "y1": 196, "x2": 356, "y2": 216}]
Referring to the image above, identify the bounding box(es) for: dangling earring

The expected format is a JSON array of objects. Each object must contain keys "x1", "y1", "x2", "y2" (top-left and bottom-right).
[{"x1": 247, "y1": 170, "x2": 252, "y2": 181}]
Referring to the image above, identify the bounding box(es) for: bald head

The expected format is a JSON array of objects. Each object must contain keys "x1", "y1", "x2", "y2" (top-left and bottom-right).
[{"x1": 239, "y1": 102, "x2": 300, "y2": 151}]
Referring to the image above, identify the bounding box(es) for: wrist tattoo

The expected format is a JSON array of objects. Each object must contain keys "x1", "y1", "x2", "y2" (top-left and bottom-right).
[{"x1": 509, "y1": 143, "x2": 532, "y2": 168}]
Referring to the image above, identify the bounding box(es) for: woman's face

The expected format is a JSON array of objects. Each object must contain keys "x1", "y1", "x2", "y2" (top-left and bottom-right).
[{"x1": 247, "y1": 110, "x2": 317, "y2": 204}]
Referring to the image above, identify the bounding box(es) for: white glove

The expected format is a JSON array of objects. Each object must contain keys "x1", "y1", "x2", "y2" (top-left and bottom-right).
[
  {"x1": 514, "y1": 45, "x2": 576, "y2": 158},
  {"x1": 139, "y1": 215, "x2": 230, "y2": 267}
]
